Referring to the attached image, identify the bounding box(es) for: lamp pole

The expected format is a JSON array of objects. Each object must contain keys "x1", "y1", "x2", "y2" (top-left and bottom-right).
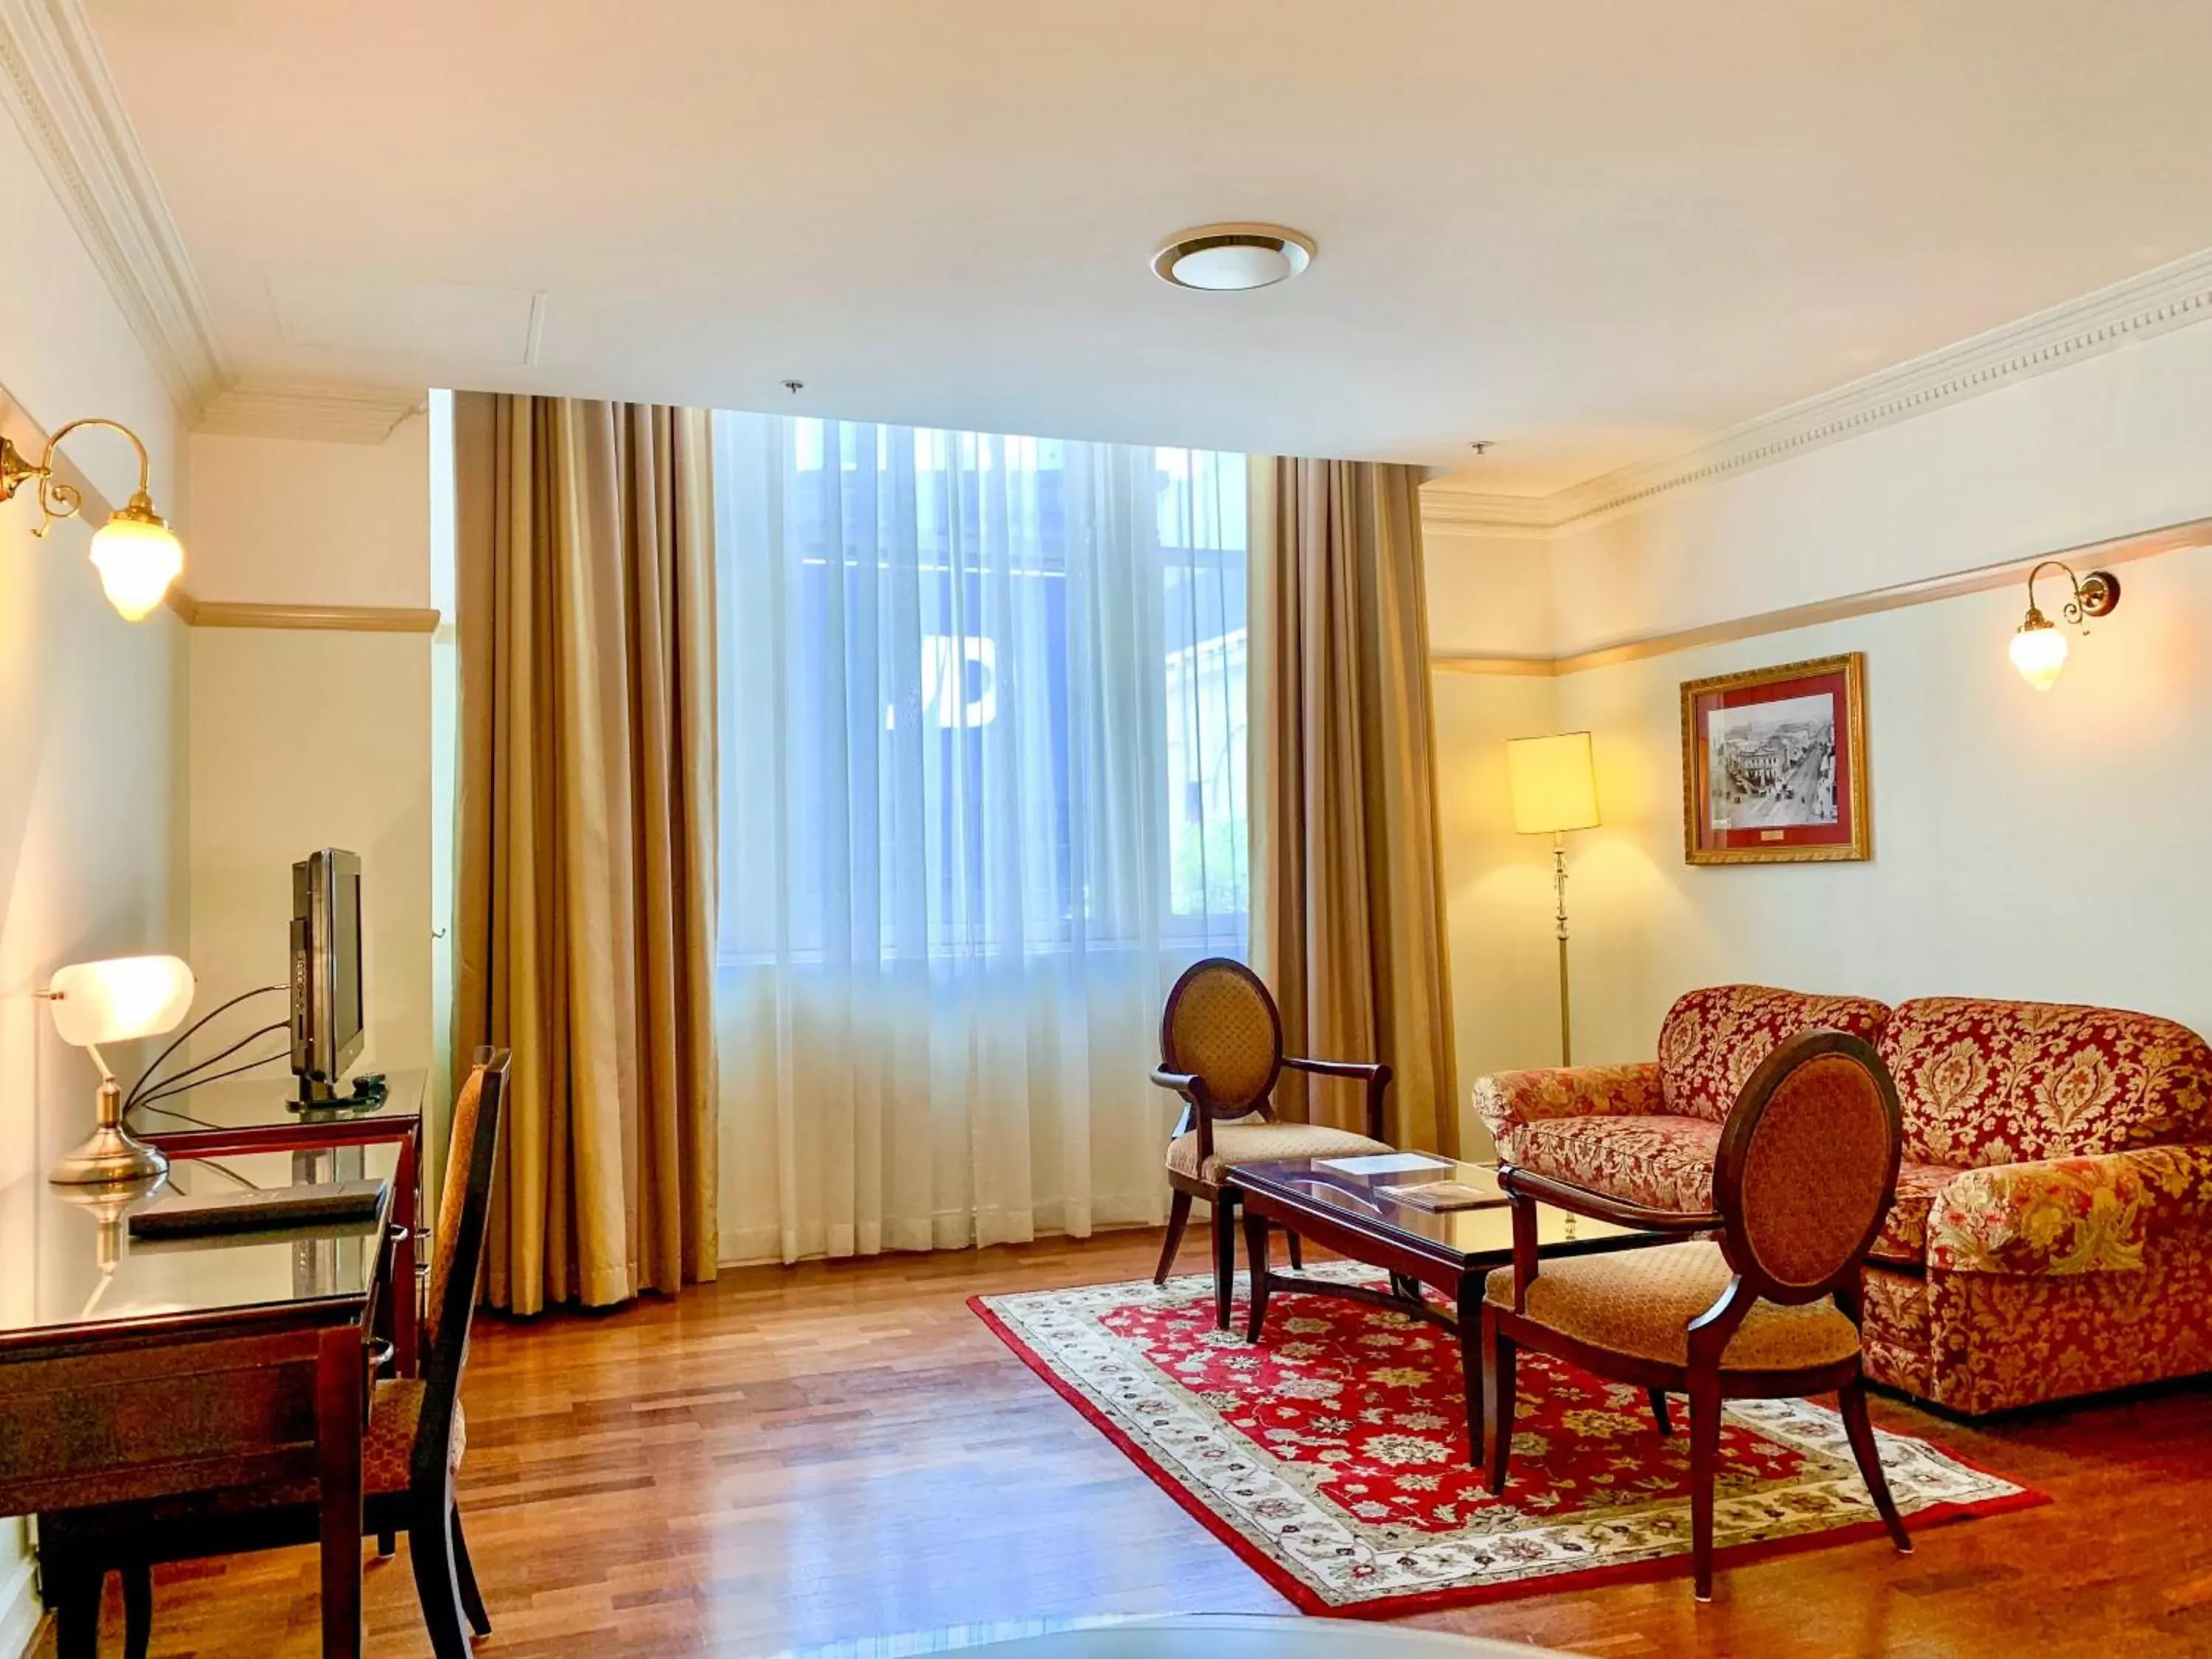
[{"x1": 1551, "y1": 831, "x2": 1573, "y2": 1065}]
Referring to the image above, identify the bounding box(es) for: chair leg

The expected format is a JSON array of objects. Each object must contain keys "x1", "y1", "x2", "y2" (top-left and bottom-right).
[
  {"x1": 1648, "y1": 1388, "x2": 1673, "y2": 1437},
  {"x1": 1285, "y1": 1231, "x2": 1304, "y2": 1270},
  {"x1": 1688, "y1": 1371, "x2": 1722, "y2": 1601},
  {"x1": 1481, "y1": 1307, "x2": 1516, "y2": 1494},
  {"x1": 1837, "y1": 1380, "x2": 1913, "y2": 1554},
  {"x1": 378, "y1": 1528, "x2": 397, "y2": 1558},
  {"x1": 1211, "y1": 1189, "x2": 1238, "y2": 1332},
  {"x1": 123, "y1": 1562, "x2": 155, "y2": 1659},
  {"x1": 451, "y1": 1506, "x2": 493, "y2": 1636},
  {"x1": 409, "y1": 1498, "x2": 477, "y2": 1659},
  {"x1": 49, "y1": 1568, "x2": 100, "y2": 1659},
  {"x1": 1154, "y1": 1190, "x2": 1193, "y2": 1284}
]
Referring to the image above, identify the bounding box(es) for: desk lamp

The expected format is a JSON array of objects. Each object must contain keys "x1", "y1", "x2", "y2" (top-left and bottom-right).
[
  {"x1": 41, "y1": 954, "x2": 194, "y2": 1185},
  {"x1": 1506, "y1": 732, "x2": 1601, "y2": 1065}
]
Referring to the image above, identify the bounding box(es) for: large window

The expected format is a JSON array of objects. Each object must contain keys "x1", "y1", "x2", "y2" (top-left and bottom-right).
[{"x1": 714, "y1": 414, "x2": 1247, "y2": 966}]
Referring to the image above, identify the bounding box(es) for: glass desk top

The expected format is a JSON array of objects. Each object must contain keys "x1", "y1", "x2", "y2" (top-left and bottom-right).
[
  {"x1": 0, "y1": 1137, "x2": 397, "y2": 1341},
  {"x1": 128, "y1": 1067, "x2": 426, "y2": 1138},
  {"x1": 1228, "y1": 1156, "x2": 1638, "y2": 1262}
]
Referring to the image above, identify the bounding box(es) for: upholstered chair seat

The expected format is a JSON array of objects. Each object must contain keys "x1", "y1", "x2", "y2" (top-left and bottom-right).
[
  {"x1": 1484, "y1": 1239, "x2": 1860, "y2": 1371},
  {"x1": 1167, "y1": 1118, "x2": 1389, "y2": 1186}
]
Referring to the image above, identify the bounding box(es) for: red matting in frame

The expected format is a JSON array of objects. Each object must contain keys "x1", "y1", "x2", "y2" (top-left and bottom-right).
[{"x1": 1684, "y1": 655, "x2": 1865, "y2": 861}]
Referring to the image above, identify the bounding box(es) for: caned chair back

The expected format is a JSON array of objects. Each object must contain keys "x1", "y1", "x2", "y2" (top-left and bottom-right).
[
  {"x1": 414, "y1": 1046, "x2": 509, "y2": 1495},
  {"x1": 1714, "y1": 1029, "x2": 1901, "y2": 1304},
  {"x1": 1160, "y1": 957, "x2": 1282, "y2": 1119}
]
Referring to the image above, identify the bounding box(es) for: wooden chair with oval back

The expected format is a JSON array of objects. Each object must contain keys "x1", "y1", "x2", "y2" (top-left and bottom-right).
[
  {"x1": 1150, "y1": 958, "x2": 1396, "y2": 1331},
  {"x1": 1479, "y1": 1028, "x2": 1913, "y2": 1601},
  {"x1": 42, "y1": 1047, "x2": 512, "y2": 1659}
]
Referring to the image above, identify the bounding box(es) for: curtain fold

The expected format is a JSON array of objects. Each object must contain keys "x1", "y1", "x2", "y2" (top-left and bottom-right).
[
  {"x1": 453, "y1": 392, "x2": 720, "y2": 1313},
  {"x1": 1251, "y1": 456, "x2": 1459, "y2": 1155},
  {"x1": 712, "y1": 416, "x2": 1249, "y2": 1264}
]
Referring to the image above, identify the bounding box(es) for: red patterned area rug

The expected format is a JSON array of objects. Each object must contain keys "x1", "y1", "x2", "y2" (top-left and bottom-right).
[{"x1": 973, "y1": 1265, "x2": 2044, "y2": 1616}]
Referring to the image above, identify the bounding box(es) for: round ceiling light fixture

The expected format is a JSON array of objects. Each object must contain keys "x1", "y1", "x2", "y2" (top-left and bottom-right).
[{"x1": 1152, "y1": 223, "x2": 1316, "y2": 291}]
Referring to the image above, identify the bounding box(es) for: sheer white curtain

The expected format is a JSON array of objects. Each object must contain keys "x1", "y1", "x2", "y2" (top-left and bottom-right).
[{"x1": 712, "y1": 412, "x2": 1248, "y2": 1263}]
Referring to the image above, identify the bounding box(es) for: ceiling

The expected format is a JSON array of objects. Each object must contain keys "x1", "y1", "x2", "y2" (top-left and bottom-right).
[{"x1": 79, "y1": 0, "x2": 2212, "y2": 496}]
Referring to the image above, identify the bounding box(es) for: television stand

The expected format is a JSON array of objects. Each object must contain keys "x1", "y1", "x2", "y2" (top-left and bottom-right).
[{"x1": 288, "y1": 1071, "x2": 389, "y2": 1114}]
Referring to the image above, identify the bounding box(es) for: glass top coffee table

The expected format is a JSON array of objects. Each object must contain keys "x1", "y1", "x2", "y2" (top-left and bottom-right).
[{"x1": 1226, "y1": 1154, "x2": 1662, "y2": 1457}]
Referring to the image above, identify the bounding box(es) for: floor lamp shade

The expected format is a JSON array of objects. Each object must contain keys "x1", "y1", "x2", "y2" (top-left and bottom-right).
[{"x1": 1506, "y1": 731, "x2": 1599, "y2": 835}]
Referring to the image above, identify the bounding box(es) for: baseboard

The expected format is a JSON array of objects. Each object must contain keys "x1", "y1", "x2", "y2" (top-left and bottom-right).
[{"x1": 0, "y1": 1548, "x2": 41, "y2": 1659}]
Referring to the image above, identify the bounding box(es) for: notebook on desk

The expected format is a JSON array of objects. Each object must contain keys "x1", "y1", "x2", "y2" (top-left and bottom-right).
[{"x1": 128, "y1": 1178, "x2": 387, "y2": 1241}]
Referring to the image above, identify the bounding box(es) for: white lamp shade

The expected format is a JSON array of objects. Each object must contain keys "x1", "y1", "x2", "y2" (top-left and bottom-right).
[
  {"x1": 2009, "y1": 621, "x2": 2068, "y2": 691},
  {"x1": 88, "y1": 512, "x2": 184, "y2": 622},
  {"x1": 47, "y1": 955, "x2": 195, "y2": 1047},
  {"x1": 1506, "y1": 731, "x2": 1601, "y2": 834}
]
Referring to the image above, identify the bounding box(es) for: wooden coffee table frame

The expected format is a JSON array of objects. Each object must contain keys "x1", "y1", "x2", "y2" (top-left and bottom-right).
[{"x1": 1229, "y1": 1161, "x2": 1663, "y2": 1461}]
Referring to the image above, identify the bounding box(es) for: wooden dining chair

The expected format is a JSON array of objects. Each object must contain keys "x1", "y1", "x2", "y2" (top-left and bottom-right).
[
  {"x1": 1479, "y1": 1028, "x2": 1912, "y2": 1601},
  {"x1": 44, "y1": 1048, "x2": 511, "y2": 1659},
  {"x1": 1150, "y1": 957, "x2": 1396, "y2": 1330}
]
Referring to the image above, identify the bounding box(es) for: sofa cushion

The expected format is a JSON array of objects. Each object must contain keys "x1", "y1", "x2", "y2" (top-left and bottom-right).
[
  {"x1": 1500, "y1": 1113, "x2": 1722, "y2": 1214},
  {"x1": 1656, "y1": 984, "x2": 1893, "y2": 1123},
  {"x1": 1880, "y1": 998, "x2": 2212, "y2": 1166},
  {"x1": 1867, "y1": 1161, "x2": 1957, "y2": 1267}
]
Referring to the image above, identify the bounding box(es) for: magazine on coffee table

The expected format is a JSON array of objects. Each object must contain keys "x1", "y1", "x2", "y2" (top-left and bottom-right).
[{"x1": 1382, "y1": 1176, "x2": 1508, "y2": 1213}]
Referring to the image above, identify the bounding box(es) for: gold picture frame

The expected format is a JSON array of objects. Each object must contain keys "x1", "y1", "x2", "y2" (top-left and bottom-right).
[{"x1": 1680, "y1": 652, "x2": 1869, "y2": 866}]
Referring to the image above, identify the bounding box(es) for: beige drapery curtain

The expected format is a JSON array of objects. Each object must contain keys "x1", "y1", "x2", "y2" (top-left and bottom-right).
[
  {"x1": 1250, "y1": 456, "x2": 1459, "y2": 1155},
  {"x1": 453, "y1": 392, "x2": 720, "y2": 1312}
]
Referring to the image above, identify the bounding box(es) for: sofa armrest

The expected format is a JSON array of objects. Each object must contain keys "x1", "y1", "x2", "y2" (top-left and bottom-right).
[
  {"x1": 1927, "y1": 1144, "x2": 2212, "y2": 1276},
  {"x1": 1471, "y1": 1062, "x2": 1664, "y2": 1142}
]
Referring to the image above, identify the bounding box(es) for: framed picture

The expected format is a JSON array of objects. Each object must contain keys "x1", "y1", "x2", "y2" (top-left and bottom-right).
[{"x1": 1680, "y1": 652, "x2": 1868, "y2": 865}]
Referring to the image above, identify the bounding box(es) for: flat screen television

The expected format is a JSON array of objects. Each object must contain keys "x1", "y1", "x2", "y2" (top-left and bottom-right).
[{"x1": 290, "y1": 847, "x2": 364, "y2": 1105}]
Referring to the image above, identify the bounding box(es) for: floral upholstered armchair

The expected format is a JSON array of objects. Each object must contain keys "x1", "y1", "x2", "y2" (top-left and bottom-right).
[{"x1": 1474, "y1": 984, "x2": 2212, "y2": 1414}]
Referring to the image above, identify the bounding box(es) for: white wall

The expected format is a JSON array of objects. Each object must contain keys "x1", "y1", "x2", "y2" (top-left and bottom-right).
[
  {"x1": 182, "y1": 417, "x2": 434, "y2": 1090},
  {"x1": 0, "y1": 110, "x2": 188, "y2": 1659},
  {"x1": 1427, "y1": 319, "x2": 2212, "y2": 1155}
]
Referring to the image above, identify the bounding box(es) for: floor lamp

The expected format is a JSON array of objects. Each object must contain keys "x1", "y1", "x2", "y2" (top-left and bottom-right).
[{"x1": 1506, "y1": 732, "x2": 1601, "y2": 1065}]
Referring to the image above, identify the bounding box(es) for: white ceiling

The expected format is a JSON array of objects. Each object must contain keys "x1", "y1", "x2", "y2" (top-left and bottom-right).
[{"x1": 80, "y1": 0, "x2": 2212, "y2": 496}]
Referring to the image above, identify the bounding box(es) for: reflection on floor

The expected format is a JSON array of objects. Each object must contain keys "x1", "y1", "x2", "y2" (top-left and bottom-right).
[{"x1": 41, "y1": 1230, "x2": 2212, "y2": 1658}]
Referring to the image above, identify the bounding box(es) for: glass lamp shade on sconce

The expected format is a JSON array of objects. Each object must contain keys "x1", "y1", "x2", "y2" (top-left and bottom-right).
[
  {"x1": 2009, "y1": 616, "x2": 2070, "y2": 691},
  {"x1": 43, "y1": 953, "x2": 195, "y2": 1186},
  {"x1": 88, "y1": 500, "x2": 185, "y2": 622}
]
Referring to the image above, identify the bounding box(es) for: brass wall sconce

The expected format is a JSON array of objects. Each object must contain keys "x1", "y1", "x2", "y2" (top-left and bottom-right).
[
  {"x1": 0, "y1": 418, "x2": 184, "y2": 621},
  {"x1": 2009, "y1": 560, "x2": 2120, "y2": 692}
]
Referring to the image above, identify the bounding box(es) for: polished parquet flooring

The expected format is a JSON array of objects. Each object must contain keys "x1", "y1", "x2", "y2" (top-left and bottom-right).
[{"x1": 38, "y1": 1228, "x2": 2212, "y2": 1657}]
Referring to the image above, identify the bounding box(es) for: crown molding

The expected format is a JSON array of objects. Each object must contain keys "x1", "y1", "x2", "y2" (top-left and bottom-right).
[
  {"x1": 1423, "y1": 245, "x2": 2212, "y2": 538},
  {"x1": 197, "y1": 383, "x2": 425, "y2": 444},
  {"x1": 1417, "y1": 489, "x2": 1554, "y2": 537},
  {"x1": 0, "y1": 0, "x2": 229, "y2": 419}
]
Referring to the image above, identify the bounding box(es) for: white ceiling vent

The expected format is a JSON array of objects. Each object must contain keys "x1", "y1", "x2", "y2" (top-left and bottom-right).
[{"x1": 265, "y1": 265, "x2": 545, "y2": 364}]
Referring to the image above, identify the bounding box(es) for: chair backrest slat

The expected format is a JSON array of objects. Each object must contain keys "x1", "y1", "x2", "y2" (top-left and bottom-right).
[
  {"x1": 1160, "y1": 958, "x2": 1283, "y2": 1119},
  {"x1": 1713, "y1": 1029, "x2": 1901, "y2": 1306}
]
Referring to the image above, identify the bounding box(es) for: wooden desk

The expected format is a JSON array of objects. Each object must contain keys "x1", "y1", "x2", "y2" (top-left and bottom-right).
[
  {"x1": 0, "y1": 1146, "x2": 395, "y2": 1658},
  {"x1": 136, "y1": 1069, "x2": 426, "y2": 1375}
]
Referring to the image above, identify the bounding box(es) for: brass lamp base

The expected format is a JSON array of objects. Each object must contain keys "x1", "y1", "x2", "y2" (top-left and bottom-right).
[{"x1": 47, "y1": 1079, "x2": 170, "y2": 1186}]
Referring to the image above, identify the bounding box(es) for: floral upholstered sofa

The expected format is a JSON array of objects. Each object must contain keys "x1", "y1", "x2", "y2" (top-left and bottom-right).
[{"x1": 1473, "y1": 984, "x2": 2212, "y2": 1414}]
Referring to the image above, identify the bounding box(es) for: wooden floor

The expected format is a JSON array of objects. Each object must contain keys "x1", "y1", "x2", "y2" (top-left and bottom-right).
[{"x1": 35, "y1": 1228, "x2": 2212, "y2": 1657}]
